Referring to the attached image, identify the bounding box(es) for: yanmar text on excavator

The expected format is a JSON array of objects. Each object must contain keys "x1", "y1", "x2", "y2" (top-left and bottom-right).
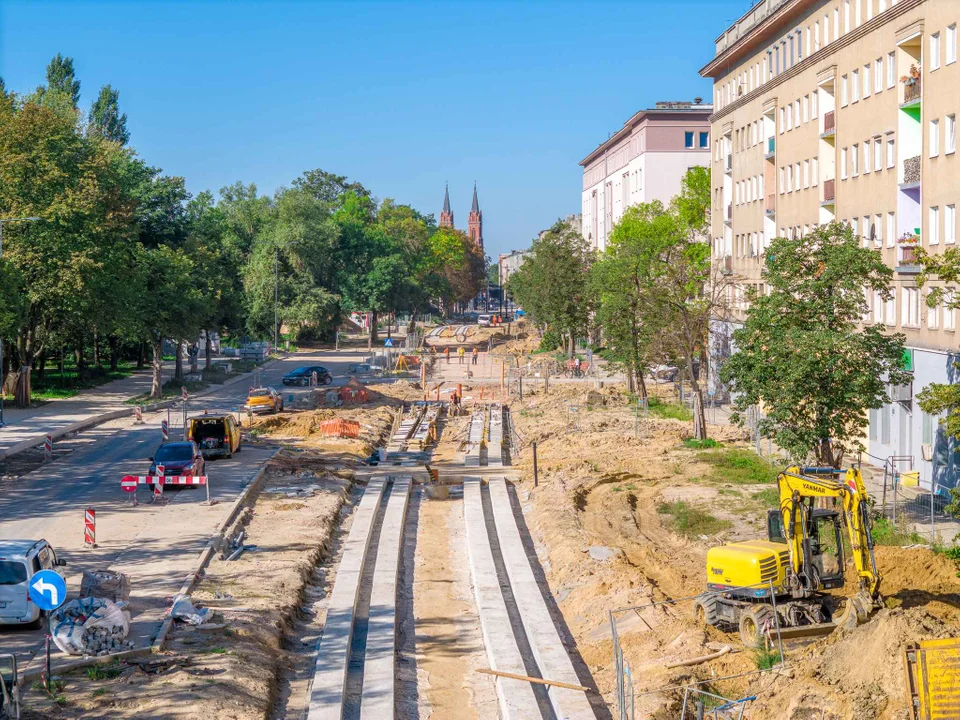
[{"x1": 693, "y1": 465, "x2": 883, "y2": 646}]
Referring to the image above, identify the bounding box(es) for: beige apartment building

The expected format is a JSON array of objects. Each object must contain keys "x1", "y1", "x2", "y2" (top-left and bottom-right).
[{"x1": 701, "y1": 0, "x2": 960, "y2": 490}]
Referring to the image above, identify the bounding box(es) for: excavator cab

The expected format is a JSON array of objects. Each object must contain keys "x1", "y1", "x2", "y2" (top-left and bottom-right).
[
  {"x1": 0, "y1": 653, "x2": 19, "y2": 720},
  {"x1": 767, "y1": 503, "x2": 845, "y2": 594}
]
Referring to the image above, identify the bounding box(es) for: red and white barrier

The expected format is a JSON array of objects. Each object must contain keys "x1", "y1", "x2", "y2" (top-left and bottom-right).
[
  {"x1": 135, "y1": 405, "x2": 144, "y2": 424},
  {"x1": 120, "y1": 473, "x2": 211, "y2": 504},
  {"x1": 43, "y1": 434, "x2": 52, "y2": 461},
  {"x1": 154, "y1": 465, "x2": 165, "y2": 501},
  {"x1": 161, "y1": 419, "x2": 169, "y2": 441},
  {"x1": 84, "y1": 508, "x2": 96, "y2": 546}
]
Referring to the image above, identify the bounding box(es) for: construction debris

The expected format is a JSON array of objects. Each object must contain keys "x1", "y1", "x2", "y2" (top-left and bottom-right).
[{"x1": 51, "y1": 597, "x2": 132, "y2": 656}]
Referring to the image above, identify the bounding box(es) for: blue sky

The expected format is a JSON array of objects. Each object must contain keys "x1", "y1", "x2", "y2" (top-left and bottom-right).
[{"x1": 0, "y1": 0, "x2": 750, "y2": 258}]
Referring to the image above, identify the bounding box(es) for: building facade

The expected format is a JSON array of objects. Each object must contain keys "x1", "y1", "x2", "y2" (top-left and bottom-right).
[
  {"x1": 701, "y1": 0, "x2": 960, "y2": 490},
  {"x1": 579, "y1": 101, "x2": 713, "y2": 252},
  {"x1": 498, "y1": 249, "x2": 529, "y2": 287}
]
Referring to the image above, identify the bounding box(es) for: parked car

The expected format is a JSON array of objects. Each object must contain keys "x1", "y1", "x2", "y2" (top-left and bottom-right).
[
  {"x1": 282, "y1": 366, "x2": 332, "y2": 386},
  {"x1": 0, "y1": 539, "x2": 66, "y2": 627},
  {"x1": 148, "y1": 441, "x2": 205, "y2": 477},
  {"x1": 187, "y1": 413, "x2": 242, "y2": 459},
  {"x1": 477, "y1": 314, "x2": 492, "y2": 327},
  {"x1": 245, "y1": 387, "x2": 284, "y2": 414}
]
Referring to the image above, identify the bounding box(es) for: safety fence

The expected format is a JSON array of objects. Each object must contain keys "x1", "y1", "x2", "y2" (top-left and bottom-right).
[
  {"x1": 609, "y1": 581, "x2": 789, "y2": 720},
  {"x1": 315, "y1": 419, "x2": 361, "y2": 439}
]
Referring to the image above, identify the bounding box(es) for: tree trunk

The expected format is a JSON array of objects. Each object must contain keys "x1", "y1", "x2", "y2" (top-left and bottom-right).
[
  {"x1": 174, "y1": 340, "x2": 184, "y2": 381},
  {"x1": 36, "y1": 350, "x2": 47, "y2": 380},
  {"x1": 14, "y1": 365, "x2": 31, "y2": 407},
  {"x1": 688, "y1": 362, "x2": 708, "y2": 440},
  {"x1": 637, "y1": 369, "x2": 648, "y2": 400},
  {"x1": 189, "y1": 342, "x2": 198, "y2": 375},
  {"x1": 137, "y1": 341, "x2": 146, "y2": 370},
  {"x1": 205, "y1": 333, "x2": 212, "y2": 369},
  {"x1": 817, "y1": 438, "x2": 839, "y2": 468},
  {"x1": 626, "y1": 369, "x2": 636, "y2": 394},
  {"x1": 108, "y1": 335, "x2": 120, "y2": 372},
  {"x1": 93, "y1": 328, "x2": 100, "y2": 368},
  {"x1": 151, "y1": 337, "x2": 163, "y2": 399},
  {"x1": 369, "y1": 311, "x2": 379, "y2": 347}
]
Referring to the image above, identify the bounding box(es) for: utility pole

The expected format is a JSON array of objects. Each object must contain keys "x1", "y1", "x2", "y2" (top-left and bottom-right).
[
  {"x1": 274, "y1": 248, "x2": 279, "y2": 353},
  {"x1": 0, "y1": 217, "x2": 41, "y2": 427}
]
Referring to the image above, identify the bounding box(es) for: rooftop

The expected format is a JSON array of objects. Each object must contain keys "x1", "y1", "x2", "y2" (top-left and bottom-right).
[
  {"x1": 579, "y1": 100, "x2": 713, "y2": 167},
  {"x1": 701, "y1": 0, "x2": 799, "y2": 77}
]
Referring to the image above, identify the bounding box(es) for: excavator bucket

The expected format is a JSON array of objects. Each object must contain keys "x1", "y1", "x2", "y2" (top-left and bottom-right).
[{"x1": 768, "y1": 591, "x2": 878, "y2": 645}]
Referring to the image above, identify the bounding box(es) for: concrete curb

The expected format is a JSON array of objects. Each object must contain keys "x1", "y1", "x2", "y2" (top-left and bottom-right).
[
  {"x1": 20, "y1": 646, "x2": 154, "y2": 686},
  {"x1": 149, "y1": 452, "x2": 278, "y2": 652},
  {"x1": 0, "y1": 354, "x2": 291, "y2": 463}
]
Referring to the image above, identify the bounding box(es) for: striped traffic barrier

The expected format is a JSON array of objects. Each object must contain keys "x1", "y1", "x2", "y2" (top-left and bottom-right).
[
  {"x1": 43, "y1": 434, "x2": 52, "y2": 461},
  {"x1": 161, "y1": 419, "x2": 169, "y2": 441},
  {"x1": 135, "y1": 405, "x2": 144, "y2": 424},
  {"x1": 120, "y1": 474, "x2": 211, "y2": 504},
  {"x1": 84, "y1": 508, "x2": 96, "y2": 547},
  {"x1": 154, "y1": 464, "x2": 165, "y2": 503}
]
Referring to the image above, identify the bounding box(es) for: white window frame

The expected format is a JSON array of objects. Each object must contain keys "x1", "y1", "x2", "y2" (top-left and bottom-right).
[
  {"x1": 803, "y1": 95, "x2": 809, "y2": 123},
  {"x1": 928, "y1": 291, "x2": 940, "y2": 329},
  {"x1": 948, "y1": 24, "x2": 957, "y2": 65},
  {"x1": 887, "y1": 51, "x2": 896, "y2": 88},
  {"x1": 946, "y1": 292, "x2": 957, "y2": 331},
  {"x1": 812, "y1": 91, "x2": 818, "y2": 118},
  {"x1": 875, "y1": 58, "x2": 883, "y2": 93},
  {"x1": 875, "y1": 214, "x2": 883, "y2": 247},
  {"x1": 948, "y1": 114, "x2": 956, "y2": 154},
  {"x1": 887, "y1": 212, "x2": 896, "y2": 248},
  {"x1": 874, "y1": 290, "x2": 884, "y2": 325},
  {"x1": 930, "y1": 205, "x2": 940, "y2": 246},
  {"x1": 885, "y1": 292, "x2": 896, "y2": 326},
  {"x1": 864, "y1": 140, "x2": 871, "y2": 174},
  {"x1": 887, "y1": 136, "x2": 896, "y2": 168},
  {"x1": 931, "y1": 119, "x2": 940, "y2": 157},
  {"x1": 863, "y1": 63, "x2": 871, "y2": 98},
  {"x1": 812, "y1": 157, "x2": 819, "y2": 185},
  {"x1": 947, "y1": 204, "x2": 957, "y2": 244},
  {"x1": 841, "y1": 147, "x2": 848, "y2": 179},
  {"x1": 803, "y1": 159, "x2": 810, "y2": 188},
  {"x1": 852, "y1": 143, "x2": 859, "y2": 175},
  {"x1": 931, "y1": 31, "x2": 941, "y2": 71},
  {"x1": 852, "y1": 69, "x2": 860, "y2": 102},
  {"x1": 841, "y1": 74, "x2": 849, "y2": 106}
]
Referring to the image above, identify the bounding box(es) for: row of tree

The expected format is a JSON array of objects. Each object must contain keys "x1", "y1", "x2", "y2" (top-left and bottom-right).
[
  {"x1": 0, "y1": 55, "x2": 485, "y2": 404},
  {"x1": 508, "y1": 166, "x2": 936, "y2": 467}
]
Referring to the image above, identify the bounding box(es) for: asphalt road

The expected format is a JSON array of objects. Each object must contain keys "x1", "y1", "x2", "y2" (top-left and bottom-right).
[{"x1": 0, "y1": 349, "x2": 367, "y2": 669}]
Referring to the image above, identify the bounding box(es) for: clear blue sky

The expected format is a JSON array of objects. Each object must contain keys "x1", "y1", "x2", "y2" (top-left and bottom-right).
[{"x1": 0, "y1": 0, "x2": 750, "y2": 259}]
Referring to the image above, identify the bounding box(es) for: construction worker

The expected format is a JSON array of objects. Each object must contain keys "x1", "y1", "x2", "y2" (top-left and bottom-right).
[
  {"x1": 472, "y1": 347, "x2": 479, "y2": 365},
  {"x1": 458, "y1": 346, "x2": 465, "y2": 364},
  {"x1": 444, "y1": 346, "x2": 450, "y2": 364}
]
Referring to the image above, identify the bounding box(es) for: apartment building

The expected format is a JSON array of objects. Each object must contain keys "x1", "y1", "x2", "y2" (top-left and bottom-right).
[
  {"x1": 702, "y1": 0, "x2": 960, "y2": 490},
  {"x1": 579, "y1": 101, "x2": 712, "y2": 252}
]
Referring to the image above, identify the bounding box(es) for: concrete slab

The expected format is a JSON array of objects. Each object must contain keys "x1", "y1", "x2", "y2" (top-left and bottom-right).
[
  {"x1": 307, "y1": 476, "x2": 387, "y2": 720},
  {"x1": 489, "y1": 477, "x2": 596, "y2": 719},
  {"x1": 360, "y1": 476, "x2": 412, "y2": 719},
  {"x1": 462, "y1": 476, "x2": 541, "y2": 720}
]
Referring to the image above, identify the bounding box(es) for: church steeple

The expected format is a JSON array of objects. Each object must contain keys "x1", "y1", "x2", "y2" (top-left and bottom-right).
[
  {"x1": 468, "y1": 183, "x2": 482, "y2": 249},
  {"x1": 440, "y1": 183, "x2": 454, "y2": 228}
]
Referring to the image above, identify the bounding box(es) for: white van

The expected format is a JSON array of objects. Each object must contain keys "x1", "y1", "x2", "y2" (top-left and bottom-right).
[
  {"x1": 477, "y1": 314, "x2": 492, "y2": 327},
  {"x1": 0, "y1": 540, "x2": 66, "y2": 627}
]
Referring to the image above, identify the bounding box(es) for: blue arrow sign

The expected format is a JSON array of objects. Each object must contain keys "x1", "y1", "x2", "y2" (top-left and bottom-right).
[
  {"x1": 28, "y1": 570, "x2": 67, "y2": 611},
  {"x1": 384, "y1": 338, "x2": 394, "y2": 347}
]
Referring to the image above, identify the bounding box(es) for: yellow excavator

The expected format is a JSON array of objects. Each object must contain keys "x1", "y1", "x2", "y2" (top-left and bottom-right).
[{"x1": 693, "y1": 466, "x2": 883, "y2": 646}]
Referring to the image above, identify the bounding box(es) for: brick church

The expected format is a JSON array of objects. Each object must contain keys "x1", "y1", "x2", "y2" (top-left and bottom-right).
[{"x1": 440, "y1": 183, "x2": 483, "y2": 251}]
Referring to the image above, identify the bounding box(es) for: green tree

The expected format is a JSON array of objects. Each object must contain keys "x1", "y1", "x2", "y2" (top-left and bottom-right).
[
  {"x1": 507, "y1": 220, "x2": 592, "y2": 356},
  {"x1": 44, "y1": 54, "x2": 81, "y2": 107},
  {"x1": 721, "y1": 222, "x2": 909, "y2": 466},
  {"x1": 88, "y1": 84, "x2": 129, "y2": 145}
]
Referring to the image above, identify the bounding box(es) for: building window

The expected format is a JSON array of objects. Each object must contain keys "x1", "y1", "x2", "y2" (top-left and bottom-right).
[
  {"x1": 699, "y1": 131, "x2": 709, "y2": 148},
  {"x1": 779, "y1": 166, "x2": 785, "y2": 194},
  {"x1": 931, "y1": 32, "x2": 941, "y2": 71},
  {"x1": 856, "y1": 0, "x2": 862, "y2": 26},
  {"x1": 786, "y1": 103, "x2": 793, "y2": 129},
  {"x1": 852, "y1": 143, "x2": 859, "y2": 175},
  {"x1": 803, "y1": 159, "x2": 810, "y2": 188},
  {"x1": 948, "y1": 115, "x2": 956, "y2": 154},
  {"x1": 887, "y1": 51, "x2": 896, "y2": 88},
  {"x1": 779, "y1": 107, "x2": 785, "y2": 134},
  {"x1": 902, "y1": 287, "x2": 920, "y2": 327},
  {"x1": 844, "y1": 0, "x2": 851, "y2": 33},
  {"x1": 841, "y1": 147, "x2": 848, "y2": 179},
  {"x1": 841, "y1": 74, "x2": 849, "y2": 106},
  {"x1": 864, "y1": 140, "x2": 871, "y2": 173},
  {"x1": 812, "y1": 157, "x2": 819, "y2": 185},
  {"x1": 812, "y1": 91, "x2": 818, "y2": 118},
  {"x1": 887, "y1": 212, "x2": 896, "y2": 247},
  {"x1": 885, "y1": 292, "x2": 896, "y2": 326},
  {"x1": 834, "y1": 7, "x2": 839, "y2": 39},
  {"x1": 803, "y1": 95, "x2": 809, "y2": 123},
  {"x1": 863, "y1": 216, "x2": 872, "y2": 247},
  {"x1": 685, "y1": 131, "x2": 694, "y2": 148},
  {"x1": 930, "y1": 206, "x2": 940, "y2": 245},
  {"x1": 874, "y1": 138, "x2": 883, "y2": 171},
  {"x1": 887, "y1": 136, "x2": 896, "y2": 167},
  {"x1": 852, "y1": 69, "x2": 860, "y2": 102},
  {"x1": 864, "y1": 64, "x2": 871, "y2": 98},
  {"x1": 946, "y1": 292, "x2": 957, "y2": 331},
  {"x1": 852, "y1": 216, "x2": 859, "y2": 236},
  {"x1": 795, "y1": 99, "x2": 800, "y2": 128},
  {"x1": 948, "y1": 24, "x2": 957, "y2": 65},
  {"x1": 947, "y1": 204, "x2": 956, "y2": 244},
  {"x1": 928, "y1": 291, "x2": 940, "y2": 329},
  {"x1": 873, "y1": 290, "x2": 884, "y2": 325},
  {"x1": 875, "y1": 58, "x2": 883, "y2": 93},
  {"x1": 787, "y1": 164, "x2": 793, "y2": 192},
  {"x1": 931, "y1": 119, "x2": 940, "y2": 157},
  {"x1": 815, "y1": 21, "x2": 821, "y2": 50},
  {"x1": 875, "y1": 214, "x2": 883, "y2": 246}
]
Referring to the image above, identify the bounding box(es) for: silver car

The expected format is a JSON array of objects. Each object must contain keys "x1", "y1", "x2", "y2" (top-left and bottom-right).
[{"x1": 0, "y1": 539, "x2": 66, "y2": 627}]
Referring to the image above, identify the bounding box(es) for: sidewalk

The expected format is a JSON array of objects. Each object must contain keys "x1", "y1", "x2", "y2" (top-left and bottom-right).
[{"x1": 0, "y1": 363, "x2": 173, "y2": 458}]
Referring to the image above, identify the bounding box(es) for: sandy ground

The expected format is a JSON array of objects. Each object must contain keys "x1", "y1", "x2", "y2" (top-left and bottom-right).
[{"x1": 508, "y1": 381, "x2": 960, "y2": 719}]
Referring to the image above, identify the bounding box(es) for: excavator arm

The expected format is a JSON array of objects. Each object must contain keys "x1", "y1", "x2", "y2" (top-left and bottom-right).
[{"x1": 777, "y1": 466, "x2": 882, "y2": 600}]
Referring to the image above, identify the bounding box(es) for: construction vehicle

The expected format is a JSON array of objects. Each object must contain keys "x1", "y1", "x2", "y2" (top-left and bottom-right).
[
  {"x1": 693, "y1": 466, "x2": 883, "y2": 646},
  {"x1": 0, "y1": 653, "x2": 19, "y2": 720}
]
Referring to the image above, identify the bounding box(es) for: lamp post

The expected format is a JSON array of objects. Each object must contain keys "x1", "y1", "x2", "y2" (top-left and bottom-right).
[{"x1": 0, "y1": 217, "x2": 41, "y2": 428}]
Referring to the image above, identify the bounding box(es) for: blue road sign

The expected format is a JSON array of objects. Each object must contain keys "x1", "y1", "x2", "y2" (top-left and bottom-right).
[
  {"x1": 28, "y1": 570, "x2": 67, "y2": 611},
  {"x1": 384, "y1": 338, "x2": 394, "y2": 347}
]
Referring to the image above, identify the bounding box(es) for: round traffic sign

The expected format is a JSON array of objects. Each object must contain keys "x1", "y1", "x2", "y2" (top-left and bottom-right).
[{"x1": 28, "y1": 569, "x2": 67, "y2": 611}]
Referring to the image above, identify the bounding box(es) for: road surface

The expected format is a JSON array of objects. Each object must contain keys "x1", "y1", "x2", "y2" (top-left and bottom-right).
[{"x1": 0, "y1": 349, "x2": 366, "y2": 671}]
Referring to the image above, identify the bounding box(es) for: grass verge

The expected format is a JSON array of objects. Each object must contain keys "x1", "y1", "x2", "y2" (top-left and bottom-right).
[
  {"x1": 695, "y1": 447, "x2": 779, "y2": 485},
  {"x1": 648, "y1": 396, "x2": 692, "y2": 422},
  {"x1": 871, "y1": 516, "x2": 926, "y2": 546},
  {"x1": 657, "y1": 500, "x2": 731, "y2": 538}
]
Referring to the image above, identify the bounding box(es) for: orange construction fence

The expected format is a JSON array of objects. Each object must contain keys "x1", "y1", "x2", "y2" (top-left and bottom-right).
[{"x1": 317, "y1": 419, "x2": 361, "y2": 438}]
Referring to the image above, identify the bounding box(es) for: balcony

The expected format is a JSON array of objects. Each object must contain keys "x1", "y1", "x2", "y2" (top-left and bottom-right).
[
  {"x1": 725, "y1": 203, "x2": 733, "y2": 224},
  {"x1": 902, "y1": 155, "x2": 921, "y2": 186},
  {"x1": 821, "y1": 110, "x2": 835, "y2": 138},
  {"x1": 903, "y1": 74, "x2": 922, "y2": 106},
  {"x1": 725, "y1": 154, "x2": 733, "y2": 173},
  {"x1": 822, "y1": 178, "x2": 836, "y2": 204},
  {"x1": 897, "y1": 243, "x2": 921, "y2": 274},
  {"x1": 720, "y1": 255, "x2": 733, "y2": 275},
  {"x1": 765, "y1": 193, "x2": 775, "y2": 215}
]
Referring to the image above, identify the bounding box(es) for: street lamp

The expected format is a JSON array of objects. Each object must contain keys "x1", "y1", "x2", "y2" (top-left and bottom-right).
[{"x1": 0, "y1": 217, "x2": 41, "y2": 428}]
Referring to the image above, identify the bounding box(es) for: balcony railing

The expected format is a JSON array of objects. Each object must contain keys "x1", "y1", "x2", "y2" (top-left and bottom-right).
[
  {"x1": 721, "y1": 255, "x2": 733, "y2": 274},
  {"x1": 824, "y1": 110, "x2": 835, "y2": 134},
  {"x1": 904, "y1": 155, "x2": 921, "y2": 184},
  {"x1": 900, "y1": 245, "x2": 919, "y2": 264},
  {"x1": 904, "y1": 75, "x2": 922, "y2": 104},
  {"x1": 765, "y1": 193, "x2": 775, "y2": 212},
  {"x1": 725, "y1": 154, "x2": 733, "y2": 172},
  {"x1": 823, "y1": 178, "x2": 836, "y2": 202},
  {"x1": 766, "y1": 137, "x2": 775, "y2": 154}
]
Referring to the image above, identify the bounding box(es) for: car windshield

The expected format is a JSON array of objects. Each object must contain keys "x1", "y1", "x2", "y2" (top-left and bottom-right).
[
  {"x1": 249, "y1": 389, "x2": 271, "y2": 397},
  {"x1": 155, "y1": 444, "x2": 194, "y2": 462},
  {"x1": 288, "y1": 368, "x2": 308, "y2": 376},
  {"x1": 0, "y1": 560, "x2": 27, "y2": 586}
]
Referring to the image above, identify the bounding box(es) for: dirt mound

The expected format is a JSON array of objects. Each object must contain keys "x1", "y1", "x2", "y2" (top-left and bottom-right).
[{"x1": 749, "y1": 607, "x2": 956, "y2": 719}]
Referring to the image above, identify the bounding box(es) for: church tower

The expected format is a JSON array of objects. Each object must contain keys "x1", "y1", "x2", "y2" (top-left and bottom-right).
[
  {"x1": 440, "y1": 183, "x2": 454, "y2": 228},
  {"x1": 468, "y1": 183, "x2": 483, "y2": 249}
]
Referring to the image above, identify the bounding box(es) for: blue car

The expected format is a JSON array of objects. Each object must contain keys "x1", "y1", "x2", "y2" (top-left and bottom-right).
[{"x1": 282, "y1": 366, "x2": 332, "y2": 386}]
